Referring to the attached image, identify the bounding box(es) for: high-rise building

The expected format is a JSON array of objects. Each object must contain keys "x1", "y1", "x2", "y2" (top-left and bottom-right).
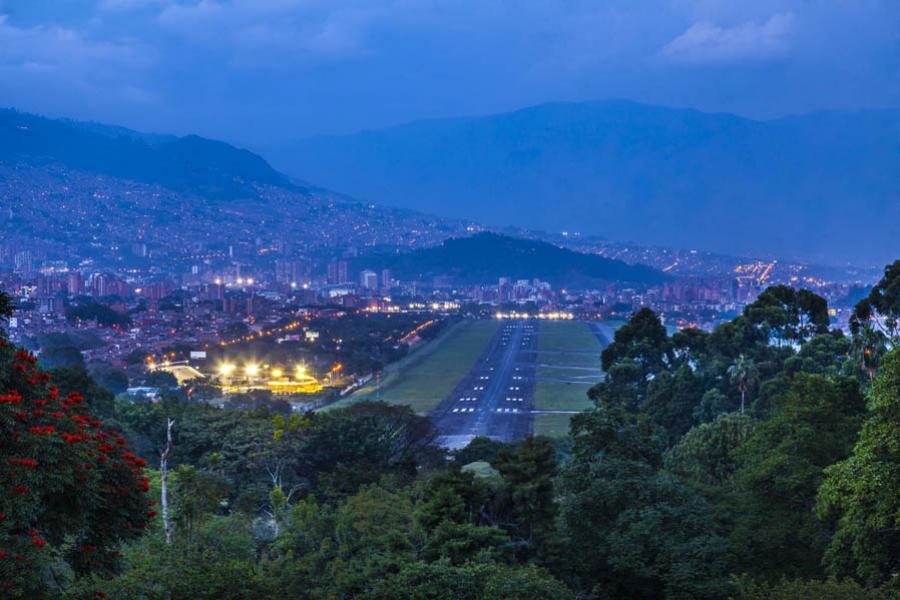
[
  {"x1": 327, "y1": 260, "x2": 349, "y2": 284},
  {"x1": 276, "y1": 260, "x2": 306, "y2": 285},
  {"x1": 360, "y1": 270, "x2": 377, "y2": 290},
  {"x1": 67, "y1": 272, "x2": 83, "y2": 296},
  {"x1": 14, "y1": 251, "x2": 33, "y2": 275},
  {"x1": 381, "y1": 269, "x2": 393, "y2": 289}
]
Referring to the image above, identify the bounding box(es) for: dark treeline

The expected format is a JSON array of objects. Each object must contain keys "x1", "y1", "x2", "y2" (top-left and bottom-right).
[{"x1": 2, "y1": 264, "x2": 900, "y2": 598}]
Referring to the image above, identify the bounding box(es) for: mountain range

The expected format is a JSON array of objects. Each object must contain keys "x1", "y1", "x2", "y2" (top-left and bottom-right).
[{"x1": 269, "y1": 100, "x2": 900, "y2": 266}]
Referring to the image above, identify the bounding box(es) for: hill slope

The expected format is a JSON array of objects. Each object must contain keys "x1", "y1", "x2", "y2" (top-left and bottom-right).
[
  {"x1": 0, "y1": 109, "x2": 294, "y2": 199},
  {"x1": 353, "y1": 233, "x2": 666, "y2": 287},
  {"x1": 273, "y1": 101, "x2": 900, "y2": 266}
]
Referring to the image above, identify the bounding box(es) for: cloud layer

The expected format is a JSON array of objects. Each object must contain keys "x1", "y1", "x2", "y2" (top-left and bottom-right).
[{"x1": 0, "y1": 0, "x2": 895, "y2": 146}]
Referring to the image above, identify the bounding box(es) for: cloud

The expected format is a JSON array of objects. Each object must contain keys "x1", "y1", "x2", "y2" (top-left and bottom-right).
[
  {"x1": 156, "y1": 0, "x2": 376, "y2": 61},
  {"x1": 0, "y1": 14, "x2": 150, "y2": 70},
  {"x1": 658, "y1": 13, "x2": 793, "y2": 63}
]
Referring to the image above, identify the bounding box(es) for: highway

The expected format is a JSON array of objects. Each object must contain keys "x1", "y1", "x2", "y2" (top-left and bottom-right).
[{"x1": 431, "y1": 319, "x2": 537, "y2": 449}]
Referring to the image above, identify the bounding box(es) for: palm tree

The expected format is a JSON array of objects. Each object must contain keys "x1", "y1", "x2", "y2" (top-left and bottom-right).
[{"x1": 728, "y1": 354, "x2": 759, "y2": 414}]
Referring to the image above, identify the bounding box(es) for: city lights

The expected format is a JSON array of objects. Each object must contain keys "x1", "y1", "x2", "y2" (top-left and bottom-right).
[
  {"x1": 245, "y1": 364, "x2": 259, "y2": 377},
  {"x1": 218, "y1": 363, "x2": 235, "y2": 376}
]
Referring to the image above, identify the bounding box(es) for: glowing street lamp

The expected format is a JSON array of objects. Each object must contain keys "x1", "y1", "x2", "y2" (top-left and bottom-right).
[
  {"x1": 271, "y1": 368, "x2": 283, "y2": 379},
  {"x1": 245, "y1": 364, "x2": 259, "y2": 377},
  {"x1": 295, "y1": 365, "x2": 307, "y2": 379},
  {"x1": 218, "y1": 363, "x2": 235, "y2": 376}
]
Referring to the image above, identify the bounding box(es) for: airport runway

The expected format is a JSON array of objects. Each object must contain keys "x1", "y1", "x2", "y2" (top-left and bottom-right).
[{"x1": 431, "y1": 319, "x2": 537, "y2": 449}]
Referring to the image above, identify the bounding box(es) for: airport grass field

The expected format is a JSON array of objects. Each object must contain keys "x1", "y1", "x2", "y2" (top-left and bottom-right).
[
  {"x1": 337, "y1": 319, "x2": 500, "y2": 413},
  {"x1": 532, "y1": 320, "x2": 605, "y2": 437}
]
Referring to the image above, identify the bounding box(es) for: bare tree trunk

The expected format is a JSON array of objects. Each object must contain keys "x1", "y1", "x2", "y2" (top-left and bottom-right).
[
  {"x1": 160, "y1": 418, "x2": 175, "y2": 545},
  {"x1": 740, "y1": 385, "x2": 746, "y2": 414}
]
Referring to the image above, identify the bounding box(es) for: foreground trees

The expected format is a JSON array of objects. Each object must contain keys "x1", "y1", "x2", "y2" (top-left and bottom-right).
[
  {"x1": 817, "y1": 351, "x2": 900, "y2": 589},
  {"x1": 0, "y1": 306, "x2": 150, "y2": 596}
]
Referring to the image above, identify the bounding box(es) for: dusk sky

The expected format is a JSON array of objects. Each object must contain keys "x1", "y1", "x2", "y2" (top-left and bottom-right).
[{"x1": 1, "y1": 0, "x2": 897, "y2": 148}]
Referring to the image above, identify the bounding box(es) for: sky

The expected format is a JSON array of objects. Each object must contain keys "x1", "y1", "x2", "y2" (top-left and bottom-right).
[{"x1": 0, "y1": 0, "x2": 897, "y2": 149}]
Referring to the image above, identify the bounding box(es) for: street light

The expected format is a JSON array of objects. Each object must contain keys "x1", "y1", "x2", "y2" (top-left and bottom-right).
[
  {"x1": 245, "y1": 364, "x2": 259, "y2": 377},
  {"x1": 218, "y1": 363, "x2": 235, "y2": 376}
]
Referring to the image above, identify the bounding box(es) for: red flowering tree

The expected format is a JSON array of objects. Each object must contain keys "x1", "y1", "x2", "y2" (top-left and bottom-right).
[{"x1": 0, "y1": 298, "x2": 151, "y2": 596}]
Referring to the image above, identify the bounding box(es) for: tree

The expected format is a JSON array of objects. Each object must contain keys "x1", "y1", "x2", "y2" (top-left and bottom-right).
[
  {"x1": 591, "y1": 308, "x2": 673, "y2": 410},
  {"x1": 142, "y1": 370, "x2": 179, "y2": 390},
  {"x1": 366, "y1": 559, "x2": 573, "y2": 600},
  {"x1": 744, "y1": 285, "x2": 830, "y2": 345},
  {"x1": 728, "y1": 354, "x2": 759, "y2": 413},
  {"x1": 272, "y1": 401, "x2": 439, "y2": 502},
  {"x1": 38, "y1": 345, "x2": 85, "y2": 369},
  {"x1": 557, "y1": 407, "x2": 730, "y2": 598},
  {"x1": 643, "y1": 364, "x2": 704, "y2": 444},
  {"x1": 71, "y1": 514, "x2": 271, "y2": 599},
  {"x1": 49, "y1": 366, "x2": 117, "y2": 418},
  {"x1": 490, "y1": 437, "x2": 560, "y2": 565},
  {"x1": 665, "y1": 412, "x2": 756, "y2": 489},
  {"x1": 817, "y1": 350, "x2": 900, "y2": 589},
  {"x1": 89, "y1": 365, "x2": 130, "y2": 395},
  {"x1": 0, "y1": 292, "x2": 12, "y2": 337},
  {"x1": 850, "y1": 259, "x2": 900, "y2": 344},
  {"x1": 0, "y1": 342, "x2": 150, "y2": 596},
  {"x1": 729, "y1": 374, "x2": 865, "y2": 582}
]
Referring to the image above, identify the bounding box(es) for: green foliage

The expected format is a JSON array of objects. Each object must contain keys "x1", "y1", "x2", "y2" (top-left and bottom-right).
[
  {"x1": 558, "y1": 407, "x2": 730, "y2": 598},
  {"x1": 644, "y1": 364, "x2": 704, "y2": 444},
  {"x1": 490, "y1": 437, "x2": 561, "y2": 564},
  {"x1": 39, "y1": 345, "x2": 86, "y2": 369},
  {"x1": 142, "y1": 370, "x2": 179, "y2": 389},
  {"x1": 50, "y1": 366, "x2": 117, "y2": 418},
  {"x1": 65, "y1": 302, "x2": 131, "y2": 327},
  {"x1": 744, "y1": 285, "x2": 830, "y2": 345},
  {"x1": 89, "y1": 364, "x2": 130, "y2": 395},
  {"x1": 817, "y1": 350, "x2": 900, "y2": 589},
  {"x1": 69, "y1": 515, "x2": 271, "y2": 600},
  {"x1": 851, "y1": 259, "x2": 900, "y2": 342},
  {"x1": 591, "y1": 308, "x2": 673, "y2": 410},
  {"x1": 734, "y1": 576, "x2": 892, "y2": 600},
  {"x1": 366, "y1": 558, "x2": 574, "y2": 600},
  {"x1": 665, "y1": 412, "x2": 756, "y2": 488},
  {"x1": 729, "y1": 374, "x2": 865, "y2": 581}
]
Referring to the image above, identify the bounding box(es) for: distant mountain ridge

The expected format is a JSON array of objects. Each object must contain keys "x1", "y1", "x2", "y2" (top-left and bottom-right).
[
  {"x1": 272, "y1": 100, "x2": 900, "y2": 266},
  {"x1": 352, "y1": 232, "x2": 666, "y2": 287},
  {"x1": 0, "y1": 109, "x2": 295, "y2": 199}
]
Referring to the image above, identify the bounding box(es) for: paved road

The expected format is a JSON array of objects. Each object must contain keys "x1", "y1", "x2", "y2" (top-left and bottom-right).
[{"x1": 431, "y1": 319, "x2": 537, "y2": 449}]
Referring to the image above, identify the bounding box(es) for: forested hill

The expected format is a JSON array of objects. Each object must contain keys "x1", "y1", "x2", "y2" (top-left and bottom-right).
[
  {"x1": 0, "y1": 109, "x2": 294, "y2": 199},
  {"x1": 355, "y1": 232, "x2": 666, "y2": 286},
  {"x1": 274, "y1": 101, "x2": 900, "y2": 265}
]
